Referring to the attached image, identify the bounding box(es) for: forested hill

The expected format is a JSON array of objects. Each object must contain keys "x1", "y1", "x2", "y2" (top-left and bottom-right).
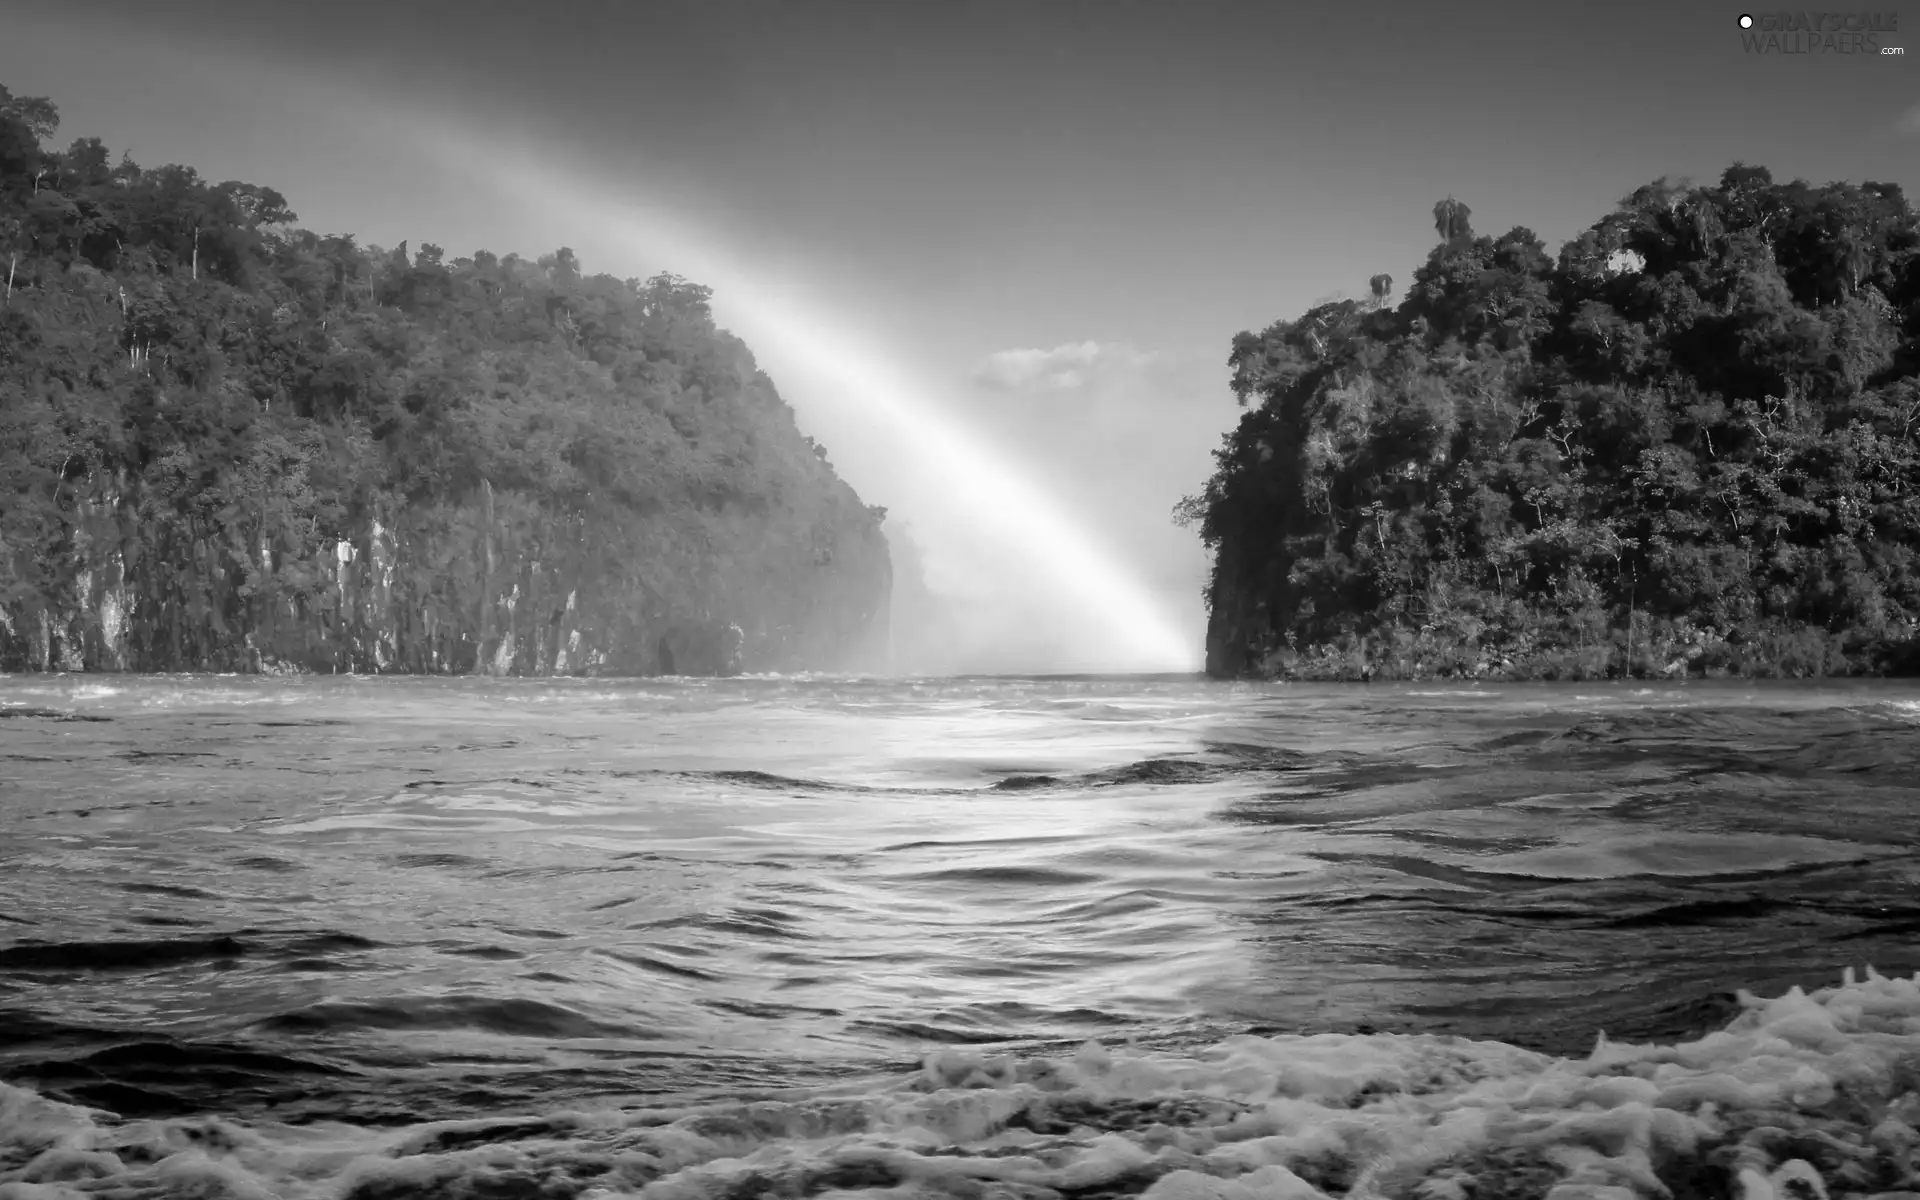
[
  {"x1": 1185, "y1": 165, "x2": 1920, "y2": 680},
  {"x1": 0, "y1": 84, "x2": 890, "y2": 676}
]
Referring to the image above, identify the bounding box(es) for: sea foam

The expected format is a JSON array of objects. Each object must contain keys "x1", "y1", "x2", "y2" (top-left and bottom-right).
[{"x1": 7, "y1": 969, "x2": 1920, "y2": 1198}]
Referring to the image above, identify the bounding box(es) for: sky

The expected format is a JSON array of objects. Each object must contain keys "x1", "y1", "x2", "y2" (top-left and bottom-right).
[{"x1": 3, "y1": 0, "x2": 1915, "y2": 672}]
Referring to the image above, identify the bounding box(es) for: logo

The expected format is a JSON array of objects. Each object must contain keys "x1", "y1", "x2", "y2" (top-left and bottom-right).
[{"x1": 1737, "y1": 11, "x2": 1904, "y2": 52}]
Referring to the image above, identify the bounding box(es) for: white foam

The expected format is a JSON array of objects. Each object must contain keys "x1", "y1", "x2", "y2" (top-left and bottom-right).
[
  {"x1": 1882, "y1": 699, "x2": 1920, "y2": 724},
  {"x1": 7, "y1": 971, "x2": 1920, "y2": 1197}
]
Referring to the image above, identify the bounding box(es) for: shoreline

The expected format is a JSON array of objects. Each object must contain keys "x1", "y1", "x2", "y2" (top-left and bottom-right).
[{"x1": 1219, "y1": 618, "x2": 1920, "y2": 683}]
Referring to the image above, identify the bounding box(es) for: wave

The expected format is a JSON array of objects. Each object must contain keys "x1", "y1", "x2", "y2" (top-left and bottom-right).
[
  {"x1": 0, "y1": 969, "x2": 1916, "y2": 1198},
  {"x1": 255, "y1": 995, "x2": 643, "y2": 1040},
  {"x1": 0, "y1": 935, "x2": 249, "y2": 971},
  {"x1": 561, "y1": 749, "x2": 1314, "y2": 798},
  {"x1": 0, "y1": 930, "x2": 384, "y2": 973},
  {"x1": 0, "y1": 705, "x2": 112, "y2": 723}
]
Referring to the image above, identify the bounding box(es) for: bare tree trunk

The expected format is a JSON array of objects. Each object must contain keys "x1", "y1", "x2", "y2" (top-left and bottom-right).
[
  {"x1": 5, "y1": 252, "x2": 14, "y2": 306},
  {"x1": 191, "y1": 227, "x2": 199, "y2": 281}
]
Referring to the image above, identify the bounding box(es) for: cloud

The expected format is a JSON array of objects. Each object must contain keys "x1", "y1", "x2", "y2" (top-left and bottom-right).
[
  {"x1": 1901, "y1": 103, "x2": 1920, "y2": 135},
  {"x1": 972, "y1": 340, "x2": 1160, "y2": 392}
]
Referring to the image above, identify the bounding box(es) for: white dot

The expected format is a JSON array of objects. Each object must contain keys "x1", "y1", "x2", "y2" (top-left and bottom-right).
[{"x1": 1739, "y1": 13, "x2": 1754, "y2": 27}]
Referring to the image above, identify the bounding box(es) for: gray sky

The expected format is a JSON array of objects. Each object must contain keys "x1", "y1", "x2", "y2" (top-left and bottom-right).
[{"x1": 4, "y1": 1, "x2": 1915, "y2": 671}]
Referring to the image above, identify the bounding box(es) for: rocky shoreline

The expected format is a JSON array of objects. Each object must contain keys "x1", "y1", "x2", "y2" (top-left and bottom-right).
[{"x1": 1225, "y1": 618, "x2": 1920, "y2": 682}]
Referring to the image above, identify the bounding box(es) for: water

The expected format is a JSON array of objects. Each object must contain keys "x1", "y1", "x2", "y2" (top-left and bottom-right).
[{"x1": 5, "y1": 675, "x2": 1920, "y2": 1198}]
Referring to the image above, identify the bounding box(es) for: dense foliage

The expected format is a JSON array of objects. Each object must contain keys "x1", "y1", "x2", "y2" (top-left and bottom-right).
[
  {"x1": 1186, "y1": 166, "x2": 1920, "y2": 679},
  {"x1": 0, "y1": 85, "x2": 890, "y2": 675}
]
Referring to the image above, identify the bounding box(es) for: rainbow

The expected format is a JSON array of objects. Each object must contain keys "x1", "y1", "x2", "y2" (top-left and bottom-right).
[{"x1": 411, "y1": 125, "x2": 1198, "y2": 674}]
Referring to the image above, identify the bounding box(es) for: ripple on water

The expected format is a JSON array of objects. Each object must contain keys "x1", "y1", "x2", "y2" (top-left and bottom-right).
[{"x1": 3, "y1": 676, "x2": 1920, "y2": 1171}]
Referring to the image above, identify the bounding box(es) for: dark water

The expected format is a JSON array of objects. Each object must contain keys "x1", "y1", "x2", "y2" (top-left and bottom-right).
[{"x1": 4, "y1": 676, "x2": 1920, "y2": 1198}]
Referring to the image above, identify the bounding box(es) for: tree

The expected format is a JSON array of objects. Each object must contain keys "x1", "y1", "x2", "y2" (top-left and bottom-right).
[
  {"x1": 1433, "y1": 196, "x2": 1473, "y2": 243},
  {"x1": 1191, "y1": 168, "x2": 1920, "y2": 680},
  {"x1": 0, "y1": 78, "x2": 893, "y2": 678},
  {"x1": 0, "y1": 85, "x2": 58, "y2": 143}
]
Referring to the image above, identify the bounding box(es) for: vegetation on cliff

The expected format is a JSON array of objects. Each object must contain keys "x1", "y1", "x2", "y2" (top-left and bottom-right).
[
  {"x1": 0, "y1": 84, "x2": 890, "y2": 675},
  {"x1": 1183, "y1": 166, "x2": 1920, "y2": 680}
]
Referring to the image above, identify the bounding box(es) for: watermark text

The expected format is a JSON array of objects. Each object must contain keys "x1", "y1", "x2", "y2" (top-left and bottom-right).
[{"x1": 1737, "y1": 10, "x2": 1903, "y2": 52}]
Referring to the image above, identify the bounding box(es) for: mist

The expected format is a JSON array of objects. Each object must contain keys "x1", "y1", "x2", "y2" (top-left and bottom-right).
[{"x1": 882, "y1": 522, "x2": 1161, "y2": 677}]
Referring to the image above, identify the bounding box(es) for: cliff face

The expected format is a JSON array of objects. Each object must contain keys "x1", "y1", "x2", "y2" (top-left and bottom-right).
[
  {"x1": 3, "y1": 466, "x2": 889, "y2": 678},
  {"x1": 0, "y1": 84, "x2": 889, "y2": 676},
  {"x1": 1188, "y1": 168, "x2": 1920, "y2": 681}
]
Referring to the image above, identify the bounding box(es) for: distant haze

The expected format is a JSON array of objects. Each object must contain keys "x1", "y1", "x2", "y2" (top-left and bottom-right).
[{"x1": 4, "y1": 0, "x2": 1916, "y2": 673}]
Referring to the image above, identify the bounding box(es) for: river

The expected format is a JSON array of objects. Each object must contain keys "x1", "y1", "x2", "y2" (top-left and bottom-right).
[{"x1": 3, "y1": 675, "x2": 1919, "y2": 1197}]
